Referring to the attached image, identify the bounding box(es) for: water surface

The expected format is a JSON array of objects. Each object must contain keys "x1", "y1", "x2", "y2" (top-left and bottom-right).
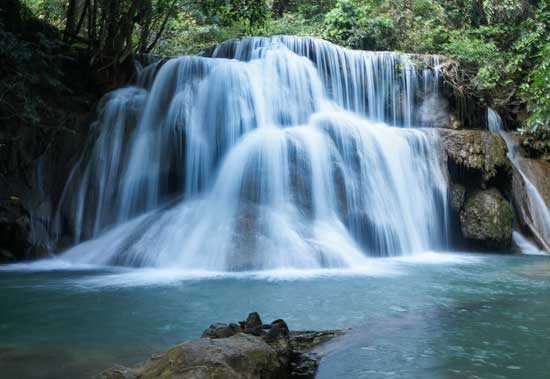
[{"x1": 1, "y1": 252, "x2": 550, "y2": 378}]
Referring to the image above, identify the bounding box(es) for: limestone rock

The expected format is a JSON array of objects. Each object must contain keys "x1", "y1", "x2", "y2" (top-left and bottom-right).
[
  {"x1": 440, "y1": 129, "x2": 510, "y2": 181},
  {"x1": 97, "y1": 333, "x2": 286, "y2": 379},
  {"x1": 459, "y1": 189, "x2": 514, "y2": 249},
  {"x1": 450, "y1": 183, "x2": 466, "y2": 211},
  {"x1": 98, "y1": 314, "x2": 343, "y2": 379}
]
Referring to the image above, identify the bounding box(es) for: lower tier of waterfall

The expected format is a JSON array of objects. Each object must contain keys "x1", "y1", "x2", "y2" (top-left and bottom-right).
[{"x1": 60, "y1": 112, "x2": 449, "y2": 270}]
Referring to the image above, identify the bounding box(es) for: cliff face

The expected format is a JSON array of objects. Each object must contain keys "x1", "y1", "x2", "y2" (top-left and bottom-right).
[{"x1": 0, "y1": 4, "x2": 99, "y2": 261}]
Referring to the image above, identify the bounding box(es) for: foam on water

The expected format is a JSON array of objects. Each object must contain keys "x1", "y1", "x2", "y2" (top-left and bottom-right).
[{"x1": 0, "y1": 251, "x2": 482, "y2": 289}]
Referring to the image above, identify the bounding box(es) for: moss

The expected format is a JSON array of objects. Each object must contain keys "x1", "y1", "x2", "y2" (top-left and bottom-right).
[
  {"x1": 460, "y1": 188, "x2": 513, "y2": 250},
  {"x1": 441, "y1": 129, "x2": 510, "y2": 182}
]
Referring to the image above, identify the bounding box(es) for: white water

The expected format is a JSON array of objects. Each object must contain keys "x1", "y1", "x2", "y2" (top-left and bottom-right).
[
  {"x1": 512, "y1": 231, "x2": 546, "y2": 255},
  {"x1": 53, "y1": 36, "x2": 450, "y2": 270},
  {"x1": 487, "y1": 108, "x2": 549, "y2": 253}
]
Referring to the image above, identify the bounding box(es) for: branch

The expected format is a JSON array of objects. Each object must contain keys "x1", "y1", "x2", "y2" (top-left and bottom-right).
[{"x1": 145, "y1": 0, "x2": 177, "y2": 53}]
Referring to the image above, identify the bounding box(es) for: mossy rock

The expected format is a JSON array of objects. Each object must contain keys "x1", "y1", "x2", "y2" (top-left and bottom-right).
[
  {"x1": 459, "y1": 188, "x2": 514, "y2": 250},
  {"x1": 97, "y1": 333, "x2": 287, "y2": 379},
  {"x1": 440, "y1": 129, "x2": 510, "y2": 181}
]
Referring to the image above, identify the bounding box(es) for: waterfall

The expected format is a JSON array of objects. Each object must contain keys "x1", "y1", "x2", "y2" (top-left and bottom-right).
[
  {"x1": 487, "y1": 108, "x2": 550, "y2": 253},
  {"x1": 54, "y1": 36, "x2": 450, "y2": 270}
]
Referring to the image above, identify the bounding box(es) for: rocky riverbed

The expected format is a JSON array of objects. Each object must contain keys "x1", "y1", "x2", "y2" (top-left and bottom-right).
[{"x1": 97, "y1": 313, "x2": 343, "y2": 379}]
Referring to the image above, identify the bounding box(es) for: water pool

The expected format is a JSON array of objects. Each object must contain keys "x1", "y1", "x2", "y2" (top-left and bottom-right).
[{"x1": 1, "y1": 252, "x2": 550, "y2": 378}]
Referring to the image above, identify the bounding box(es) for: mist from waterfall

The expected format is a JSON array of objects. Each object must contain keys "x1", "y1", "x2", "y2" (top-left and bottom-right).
[
  {"x1": 487, "y1": 108, "x2": 549, "y2": 253},
  {"x1": 53, "y1": 36, "x2": 450, "y2": 270}
]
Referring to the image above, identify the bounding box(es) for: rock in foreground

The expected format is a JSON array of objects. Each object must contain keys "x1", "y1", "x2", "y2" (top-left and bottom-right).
[{"x1": 97, "y1": 313, "x2": 343, "y2": 379}]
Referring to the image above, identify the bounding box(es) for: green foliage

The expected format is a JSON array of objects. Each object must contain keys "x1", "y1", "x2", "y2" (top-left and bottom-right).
[
  {"x1": 520, "y1": 43, "x2": 550, "y2": 158},
  {"x1": 482, "y1": 0, "x2": 526, "y2": 25},
  {"x1": 348, "y1": 16, "x2": 397, "y2": 51},
  {"x1": 323, "y1": 0, "x2": 398, "y2": 50},
  {"x1": 12, "y1": 0, "x2": 550, "y2": 153},
  {"x1": 0, "y1": 21, "x2": 68, "y2": 127},
  {"x1": 520, "y1": 42, "x2": 550, "y2": 133},
  {"x1": 21, "y1": 0, "x2": 66, "y2": 28},
  {"x1": 324, "y1": 0, "x2": 364, "y2": 44},
  {"x1": 442, "y1": 30, "x2": 503, "y2": 93},
  {"x1": 199, "y1": 0, "x2": 269, "y2": 29}
]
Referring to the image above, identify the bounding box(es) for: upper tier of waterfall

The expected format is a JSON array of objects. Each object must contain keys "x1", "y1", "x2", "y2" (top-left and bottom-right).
[{"x1": 54, "y1": 36, "x2": 450, "y2": 270}]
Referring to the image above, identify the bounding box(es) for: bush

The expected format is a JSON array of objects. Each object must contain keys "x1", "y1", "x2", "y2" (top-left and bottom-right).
[
  {"x1": 348, "y1": 16, "x2": 397, "y2": 51},
  {"x1": 323, "y1": 0, "x2": 364, "y2": 45},
  {"x1": 521, "y1": 42, "x2": 550, "y2": 133}
]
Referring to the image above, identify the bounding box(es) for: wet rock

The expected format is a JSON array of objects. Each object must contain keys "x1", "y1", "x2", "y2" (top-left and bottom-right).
[
  {"x1": 288, "y1": 330, "x2": 345, "y2": 352},
  {"x1": 98, "y1": 333, "x2": 287, "y2": 379},
  {"x1": 100, "y1": 313, "x2": 343, "y2": 379},
  {"x1": 440, "y1": 129, "x2": 510, "y2": 182},
  {"x1": 264, "y1": 319, "x2": 290, "y2": 343},
  {"x1": 0, "y1": 198, "x2": 31, "y2": 262},
  {"x1": 460, "y1": 189, "x2": 514, "y2": 250},
  {"x1": 450, "y1": 182, "x2": 466, "y2": 211},
  {"x1": 290, "y1": 351, "x2": 319, "y2": 378},
  {"x1": 243, "y1": 312, "x2": 263, "y2": 336},
  {"x1": 0, "y1": 249, "x2": 16, "y2": 261},
  {"x1": 0, "y1": 195, "x2": 52, "y2": 263},
  {"x1": 447, "y1": 113, "x2": 462, "y2": 130},
  {"x1": 201, "y1": 322, "x2": 241, "y2": 339}
]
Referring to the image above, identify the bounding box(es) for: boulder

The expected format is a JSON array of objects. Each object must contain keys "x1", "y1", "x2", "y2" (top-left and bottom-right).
[
  {"x1": 459, "y1": 189, "x2": 514, "y2": 250},
  {"x1": 98, "y1": 313, "x2": 343, "y2": 379},
  {"x1": 440, "y1": 129, "x2": 510, "y2": 182},
  {"x1": 98, "y1": 333, "x2": 286, "y2": 379}
]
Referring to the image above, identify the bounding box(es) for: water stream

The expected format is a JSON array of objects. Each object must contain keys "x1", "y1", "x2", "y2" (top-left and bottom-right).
[{"x1": 487, "y1": 108, "x2": 549, "y2": 253}]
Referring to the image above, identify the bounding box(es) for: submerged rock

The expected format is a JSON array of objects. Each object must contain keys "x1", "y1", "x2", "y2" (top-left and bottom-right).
[
  {"x1": 98, "y1": 313, "x2": 343, "y2": 379},
  {"x1": 459, "y1": 189, "x2": 514, "y2": 250}
]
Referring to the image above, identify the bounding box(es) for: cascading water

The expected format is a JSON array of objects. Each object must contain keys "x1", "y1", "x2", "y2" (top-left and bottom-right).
[
  {"x1": 54, "y1": 36, "x2": 450, "y2": 270},
  {"x1": 487, "y1": 108, "x2": 550, "y2": 253}
]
